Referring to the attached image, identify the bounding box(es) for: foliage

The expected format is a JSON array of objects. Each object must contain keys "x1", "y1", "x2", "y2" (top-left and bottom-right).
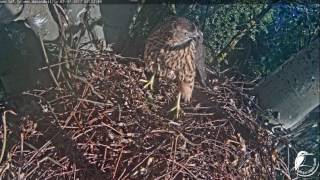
[
  {"x1": 247, "y1": 2, "x2": 320, "y2": 76},
  {"x1": 129, "y1": 2, "x2": 319, "y2": 78}
]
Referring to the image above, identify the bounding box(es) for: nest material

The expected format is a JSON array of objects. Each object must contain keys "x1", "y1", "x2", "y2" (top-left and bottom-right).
[{"x1": 0, "y1": 49, "x2": 286, "y2": 179}]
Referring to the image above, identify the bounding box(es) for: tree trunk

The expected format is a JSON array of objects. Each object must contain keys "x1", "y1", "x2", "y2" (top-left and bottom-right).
[{"x1": 253, "y1": 39, "x2": 319, "y2": 129}]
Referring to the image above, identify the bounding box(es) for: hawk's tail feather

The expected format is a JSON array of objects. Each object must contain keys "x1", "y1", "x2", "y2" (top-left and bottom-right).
[{"x1": 179, "y1": 80, "x2": 194, "y2": 103}]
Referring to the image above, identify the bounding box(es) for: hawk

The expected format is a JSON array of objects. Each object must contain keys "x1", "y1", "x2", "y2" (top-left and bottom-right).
[{"x1": 142, "y1": 17, "x2": 206, "y2": 118}]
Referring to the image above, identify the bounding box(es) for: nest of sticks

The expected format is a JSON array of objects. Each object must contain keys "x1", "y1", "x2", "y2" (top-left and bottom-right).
[{"x1": 0, "y1": 48, "x2": 289, "y2": 179}]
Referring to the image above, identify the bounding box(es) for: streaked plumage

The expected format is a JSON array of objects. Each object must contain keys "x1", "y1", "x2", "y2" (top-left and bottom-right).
[{"x1": 143, "y1": 17, "x2": 206, "y2": 117}]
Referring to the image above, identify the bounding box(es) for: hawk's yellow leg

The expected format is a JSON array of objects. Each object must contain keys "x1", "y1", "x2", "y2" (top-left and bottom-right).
[
  {"x1": 140, "y1": 73, "x2": 155, "y2": 90},
  {"x1": 170, "y1": 92, "x2": 183, "y2": 119}
]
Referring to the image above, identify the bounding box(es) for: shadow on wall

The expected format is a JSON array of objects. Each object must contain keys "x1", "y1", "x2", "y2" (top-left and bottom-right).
[
  {"x1": 0, "y1": 22, "x2": 52, "y2": 96},
  {"x1": 100, "y1": 4, "x2": 145, "y2": 57}
]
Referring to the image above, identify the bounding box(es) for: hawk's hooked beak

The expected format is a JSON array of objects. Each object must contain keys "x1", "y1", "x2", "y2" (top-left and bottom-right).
[
  {"x1": 190, "y1": 30, "x2": 202, "y2": 40},
  {"x1": 171, "y1": 30, "x2": 202, "y2": 48}
]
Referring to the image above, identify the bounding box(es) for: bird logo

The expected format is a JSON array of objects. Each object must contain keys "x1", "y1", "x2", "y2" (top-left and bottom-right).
[
  {"x1": 294, "y1": 151, "x2": 313, "y2": 171},
  {"x1": 294, "y1": 151, "x2": 319, "y2": 177}
]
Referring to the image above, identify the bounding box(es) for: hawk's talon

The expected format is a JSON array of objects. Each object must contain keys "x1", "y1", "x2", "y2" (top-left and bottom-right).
[
  {"x1": 170, "y1": 92, "x2": 183, "y2": 119},
  {"x1": 140, "y1": 74, "x2": 155, "y2": 90}
]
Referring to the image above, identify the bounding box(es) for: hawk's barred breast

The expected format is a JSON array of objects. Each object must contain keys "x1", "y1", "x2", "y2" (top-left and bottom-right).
[{"x1": 144, "y1": 17, "x2": 204, "y2": 102}]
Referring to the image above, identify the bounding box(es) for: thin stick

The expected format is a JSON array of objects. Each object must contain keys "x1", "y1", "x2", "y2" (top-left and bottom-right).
[
  {"x1": 39, "y1": 37, "x2": 61, "y2": 89},
  {"x1": 184, "y1": 112, "x2": 215, "y2": 116},
  {"x1": 113, "y1": 147, "x2": 124, "y2": 179},
  {"x1": 72, "y1": 74, "x2": 104, "y2": 99},
  {"x1": 78, "y1": 98, "x2": 112, "y2": 107},
  {"x1": 18, "y1": 132, "x2": 24, "y2": 180},
  {"x1": 0, "y1": 110, "x2": 17, "y2": 163},
  {"x1": 166, "y1": 159, "x2": 198, "y2": 179}
]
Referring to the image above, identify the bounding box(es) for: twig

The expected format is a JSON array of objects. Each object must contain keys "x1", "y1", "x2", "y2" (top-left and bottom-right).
[
  {"x1": 151, "y1": 130, "x2": 200, "y2": 146},
  {"x1": 23, "y1": 140, "x2": 52, "y2": 169},
  {"x1": 166, "y1": 159, "x2": 198, "y2": 179},
  {"x1": 101, "y1": 122, "x2": 123, "y2": 136},
  {"x1": 78, "y1": 98, "x2": 112, "y2": 107},
  {"x1": 38, "y1": 61, "x2": 71, "y2": 70},
  {"x1": 72, "y1": 74, "x2": 104, "y2": 99},
  {"x1": 0, "y1": 110, "x2": 17, "y2": 163},
  {"x1": 275, "y1": 167, "x2": 292, "y2": 180},
  {"x1": 39, "y1": 37, "x2": 61, "y2": 89},
  {"x1": 113, "y1": 146, "x2": 124, "y2": 179},
  {"x1": 121, "y1": 140, "x2": 166, "y2": 180},
  {"x1": 184, "y1": 112, "x2": 215, "y2": 116},
  {"x1": 18, "y1": 132, "x2": 24, "y2": 180},
  {"x1": 114, "y1": 54, "x2": 143, "y2": 62}
]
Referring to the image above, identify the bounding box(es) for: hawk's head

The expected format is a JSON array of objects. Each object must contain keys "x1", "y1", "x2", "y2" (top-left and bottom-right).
[{"x1": 169, "y1": 17, "x2": 202, "y2": 48}]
